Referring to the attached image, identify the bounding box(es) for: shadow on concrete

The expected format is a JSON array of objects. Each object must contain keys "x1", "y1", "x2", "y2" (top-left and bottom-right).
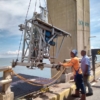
[
  {"x1": 25, "y1": 93, "x2": 50, "y2": 100},
  {"x1": 63, "y1": 93, "x2": 80, "y2": 100},
  {"x1": 92, "y1": 85, "x2": 100, "y2": 88},
  {"x1": 39, "y1": 93, "x2": 50, "y2": 100},
  {"x1": 64, "y1": 96, "x2": 79, "y2": 100},
  {"x1": 48, "y1": 87, "x2": 74, "y2": 100},
  {"x1": 52, "y1": 88, "x2": 80, "y2": 100}
]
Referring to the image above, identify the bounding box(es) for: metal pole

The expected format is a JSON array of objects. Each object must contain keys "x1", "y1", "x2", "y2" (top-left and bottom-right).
[
  {"x1": 92, "y1": 55, "x2": 96, "y2": 81},
  {"x1": 21, "y1": 21, "x2": 27, "y2": 62}
]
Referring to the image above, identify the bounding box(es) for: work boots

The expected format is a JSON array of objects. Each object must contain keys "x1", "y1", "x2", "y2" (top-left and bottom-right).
[
  {"x1": 80, "y1": 94, "x2": 86, "y2": 100},
  {"x1": 72, "y1": 89, "x2": 80, "y2": 97}
]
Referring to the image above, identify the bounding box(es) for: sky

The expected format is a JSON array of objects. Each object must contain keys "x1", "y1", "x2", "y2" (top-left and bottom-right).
[
  {"x1": 90, "y1": 0, "x2": 100, "y2": 49},
  {"x1": 0, "y1": 0, "x2": 45, "y2": 58},
  {"x1": 0, "y1": 0, "x2": 100, "y2": 58}
]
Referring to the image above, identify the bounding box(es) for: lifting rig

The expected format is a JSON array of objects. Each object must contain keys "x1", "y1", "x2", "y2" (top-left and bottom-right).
[
  {"x1": 0, "y1": 1, "x2": 73, "y2": 99},
  {"x1": 12, "y1": 6, "x2": 71, "y2": 69},
  {"x1": 10, "y1": 3, "x2": 72, "y2": 96}
]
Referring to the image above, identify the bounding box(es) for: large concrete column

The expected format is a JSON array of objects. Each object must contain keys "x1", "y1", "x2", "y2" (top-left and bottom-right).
[
  {"x1": 77, "y1": 0, "x2": 90, "y2": 56},
  {"x1": 47, "y1": 0, "x2": 90, "y2": 79},
  {"x1": 47, "y1": 0, "x2": 77, "y2": 63}
]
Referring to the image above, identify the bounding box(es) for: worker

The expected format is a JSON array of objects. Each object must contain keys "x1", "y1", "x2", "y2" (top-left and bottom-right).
[
  {"x1": 59, "y1": 49, "x2": 86, "y2": 100},
  {"x1": 81, "y1": 50, "x2": 93, "y2": 96}
]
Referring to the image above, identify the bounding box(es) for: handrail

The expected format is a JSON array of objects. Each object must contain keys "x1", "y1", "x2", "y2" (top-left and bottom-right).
[
  {"x1": 0, "y1": 79, "x2": 12, "y2": 85},
  {"x1": 0, "y1": 66, "x2": 14, "y2": 100},
  {"x1": 0, "y1": 66, "x2": 12, "y2": 72}
]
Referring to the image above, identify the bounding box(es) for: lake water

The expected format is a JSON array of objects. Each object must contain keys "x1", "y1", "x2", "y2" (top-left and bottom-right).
[
  {"x1": 95, "y1": 55, "x2": 100, "y2": 62},
  {"x1": 0, "y1": 55, "x2": 100, "y2": 78},
  {"x1": 0, "y1": 57, "x2": 51, "y2": 78}
]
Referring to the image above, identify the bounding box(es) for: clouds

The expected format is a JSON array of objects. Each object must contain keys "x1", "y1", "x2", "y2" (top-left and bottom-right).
[
  {"x1": 6, "y1": 50, "x2": 22, "y2": 55},
  {"x1": 90, "y1": 0, "x2": 100, "y2": 31},
  {"x1": 0, "y1": 50, "x2": 22, "y2": 58},
  {"x1": 90, "y1": 33, "x2": 100, "y2": 49},
  {"x1": 0, "y1": 0, "x2": 45, "y2": 36},
  {"x1": 90, "y1": 0, "x2": 100, "y2": 49},
  {"x1": 0, "y1": 0, "x2": 46, "y2": 58},
  {"x1": 0, "y1": 34, "x2": 3, "y2": 38},
  {"x1": 0, "y1": 0, "x2": 29, "y2": 17},
  {"x1": 0, "y1": 0, "x2": 26, "y2": 35},
  {"x1": 0, "y1": 0, "x2": 100, "y2": 58}
]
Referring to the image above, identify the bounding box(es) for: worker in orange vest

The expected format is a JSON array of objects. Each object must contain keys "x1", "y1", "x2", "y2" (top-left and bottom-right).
[{"x1": 59, "y1": 49, "x2": 86, "y2": 100}]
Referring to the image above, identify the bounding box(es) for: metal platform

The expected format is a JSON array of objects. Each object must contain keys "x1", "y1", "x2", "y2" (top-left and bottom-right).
[{"x1": 0, "y1": 74, "x2": 55, "y2": 99}]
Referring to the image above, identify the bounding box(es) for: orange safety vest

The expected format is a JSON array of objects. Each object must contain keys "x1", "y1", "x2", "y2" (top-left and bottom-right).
[{"x1": 62, "y1": 57, "x2": 82, "y2": 75}]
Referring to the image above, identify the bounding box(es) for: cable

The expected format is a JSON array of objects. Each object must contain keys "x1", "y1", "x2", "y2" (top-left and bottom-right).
[
  {"x1": 34, "y1": 0, "x2": 37, "y2": 13},
  {"x1": 39, "y1": 0, "x2": 41, "y2": 7},
  {"x1": 43, "y1": 0, "x2": 53, "y2": 26},
  {"x1": 17, "y1": 31, "x2": 23, "y2": 60},
  {"x1": 16, "y1": 0, "x2": 32, "y2": 60},
  {"x1": 25, "y1": 0, "x2": 32, "y2": 20}
]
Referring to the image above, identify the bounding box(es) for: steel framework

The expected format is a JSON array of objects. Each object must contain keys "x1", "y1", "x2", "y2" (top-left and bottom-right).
[{"x1": 12, "y1": 12, "x2": 71, "y2": 68}]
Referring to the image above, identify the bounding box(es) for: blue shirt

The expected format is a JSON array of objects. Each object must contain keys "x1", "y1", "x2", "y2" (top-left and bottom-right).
[{"x1": 81, "y1": 55, "x2": 91, "y2": 75}]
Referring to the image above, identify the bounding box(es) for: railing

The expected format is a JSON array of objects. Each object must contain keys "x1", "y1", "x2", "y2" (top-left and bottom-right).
[{"x1": 0, "y1": 66, "x2": 14, "y2": 100}]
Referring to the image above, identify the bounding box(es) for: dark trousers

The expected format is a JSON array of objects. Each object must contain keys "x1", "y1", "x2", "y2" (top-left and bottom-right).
[
  {"x1": 83, "y1": 75, "x2": 93, "y2": 94},
  {"x1": 75, "y1": 74, "x2": 86, "y2": 94}
]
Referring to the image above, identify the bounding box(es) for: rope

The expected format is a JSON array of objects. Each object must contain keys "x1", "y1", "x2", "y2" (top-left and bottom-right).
[
  {"x1": 12, "y1": 71, "x2": 42, "y2": 86},
  {"x1": 44, "y1": 68, "x2": 66, "y2": 86},
  {"x1": 51, "y1": 70, "x2": 61, "y2": 79},
  {"x1": 8, "y1": 68, "x2": 65, "y2": 87}
]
